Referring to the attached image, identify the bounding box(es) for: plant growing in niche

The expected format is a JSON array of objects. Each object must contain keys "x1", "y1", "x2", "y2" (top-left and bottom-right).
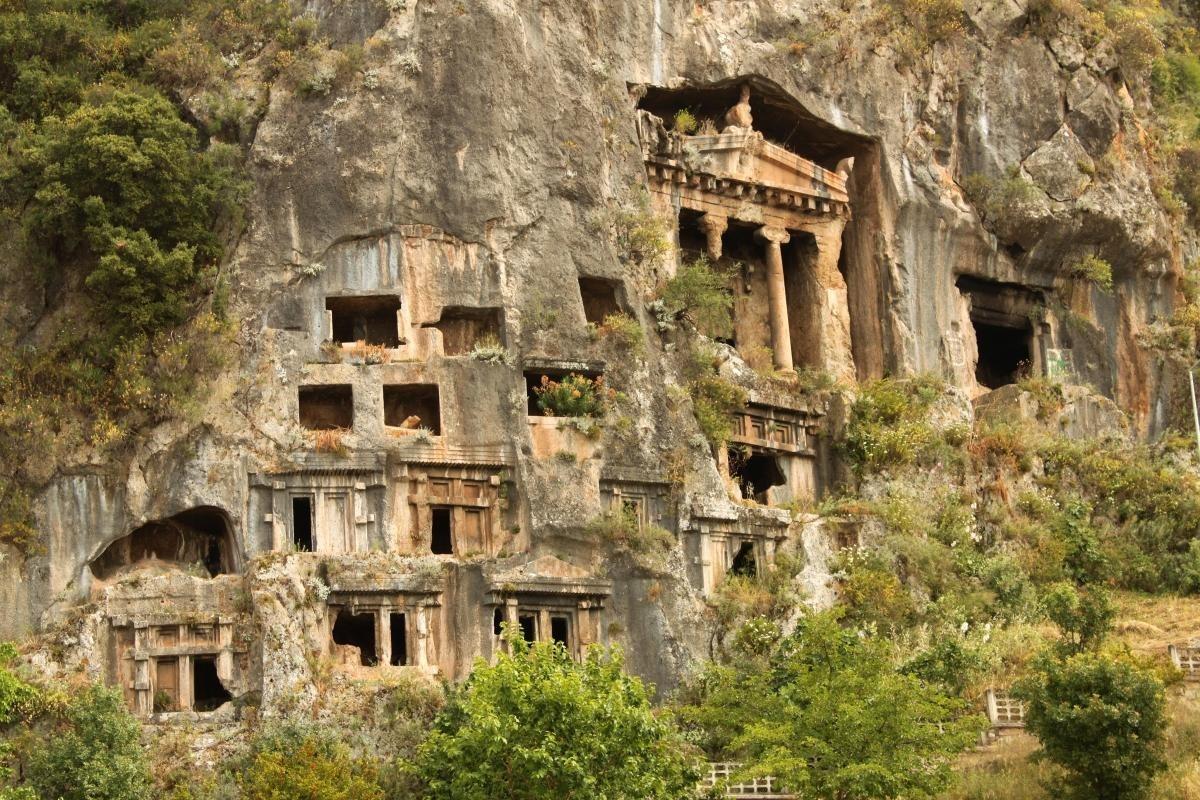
[{"x1": 534, "y1": 374, "x2": 614, "y2": 418}]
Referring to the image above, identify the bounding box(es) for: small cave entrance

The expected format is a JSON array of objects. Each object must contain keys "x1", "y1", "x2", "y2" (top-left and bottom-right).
[
  {"x1": 332, "y1": 609, "x2": 378, "y2": 666},
  {"x1": 727, "y1": 448, "x2": 786, "y2": 504},
  {"x1": 192, "y1": 656, "x2": 232, "y2": 712},
  {"x1": 90, "y1": 506, "x2": 236, "y2": 580},
  {"x1": 973, "y1": 321, "x2": 1032, "y2": 389},
  {"x1": 578, "y1": 277, "x2": 623, "y2": 325},
  {"x1": 325, "y1": 295, "x2": 402, "y2": 347},
  {"x1": 730, "y1": 542, "x2": 758, "y2": 578},
  {"x1": 428, "y1": 307, "x2": 502, "y2": 356},
  {"x1": 383, "y1": 384, "x2": 441, "y2": 433},
  {"x1": 299, "y1": 385, "x2": 353, "y2": 430},
  {"x1": 389, "y1": 612, "x2": 408, "y2": 666},
  {"x1": 430, "y1": 507, "x2": 454, "y2": 555},
  {"x1": 957, "y1": 276, "x2": 1043, "y2": 390}
]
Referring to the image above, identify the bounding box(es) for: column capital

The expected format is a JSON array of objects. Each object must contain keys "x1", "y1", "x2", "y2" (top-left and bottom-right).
[
  {"x1": 697, "y1": 213, "x2": 728, "y2": 234},
  {"x1": 755, "y1": 225, "x2": 791, "y2": 245}
]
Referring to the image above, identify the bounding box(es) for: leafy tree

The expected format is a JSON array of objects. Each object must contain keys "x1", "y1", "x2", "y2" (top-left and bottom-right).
[
  {"x1": 1041, "y1": 581, "x2": 1114, "y2": 654},
  {"x1": 413, "y1": 635, "x2": 698, "y2": 800},
  {"x1": 25, "y1": 684, "x2": 151, "y2": 800},
  {"x1": 240, "y1": 725, "x2": 384, "y2": 800},
  {"x1": 677, "y1": 612, "x2": 984, "y2": 800},
  {"x1": 1017, "y1": 651, "x2": 1167, "y2": 800}
]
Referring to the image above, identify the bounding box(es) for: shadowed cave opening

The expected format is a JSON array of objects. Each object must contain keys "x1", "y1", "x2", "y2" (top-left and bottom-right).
[
  {"x1": 332, "y1": 609, "x2": 377, "y2": 666},
  {"x1": 90, "y1": 506, "x2": 236, "y2": 580},
  {"x1": 730, "y1": 542, "x2": 758, "y2": 578},
  {"x1": 578, "y1": 277, "x2": 623, "y2": 325},
  {"x1": 728, "y1": 448, "x2": 786, "y2": 504},
  {"x1": 192, "y1": 656, "x2": 232, "y2": 712},
  {"x1": 384, "y1": 384, "x2": 441, "y2": 434},
  {"x1": 428, "y1": 306, "x2": 503, "y2": 355}
]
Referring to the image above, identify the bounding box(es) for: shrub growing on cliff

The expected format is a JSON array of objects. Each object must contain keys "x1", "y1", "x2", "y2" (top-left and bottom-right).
[
  {"x1": 660, "y1": 255, "x2": 735, "y2": 339},
  {"x1": 840, "y1": 377, "x2": 946, "y2": 473},
  {"x1": 412, "y1": 635, "x2": 698, "y2": 800},
  {"x1": 25, "y1": 684, "x2": 151, "y2": 800},
  {"x1": 676, "y1": 612, "x2": 984, "y2": 799},
  {"x1": 1017, "y1": 651, "x2": 1167, "y2": 800},
  {"x1": 239, "y1": 725, "x2": 384, "y2": 800},
  {"x1": 1069, "y1": 254, "x2": 1115, "y2": 292}
]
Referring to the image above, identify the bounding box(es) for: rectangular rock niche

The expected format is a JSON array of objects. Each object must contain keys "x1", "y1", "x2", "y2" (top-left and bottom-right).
[
  {"x1": 299, "y1": 385, "x2": 353, "y2": 430},
  {"x1": 523, "y1": 366, "x2": 603, "y2": 415},
  {"x1": 383, "y1": 384, "x2": 441, "y2": 434},
  {"x1": 325, "y1": 295, "x2": 402, "y2": 347},
  {"x1": 577, "y1": 277, "x2": 622, "y2": 325},
  {"x1": 430, "y1": 307, "x2": 502, "y2": 356}
]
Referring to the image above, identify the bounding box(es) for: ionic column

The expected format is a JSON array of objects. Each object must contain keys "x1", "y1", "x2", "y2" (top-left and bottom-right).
[
  {"x1": 755, "y1": 225, "x2": 794, "y2": 373},
  {"x1": 698, "y1": 213, "x2": 728, "y2": 261}
]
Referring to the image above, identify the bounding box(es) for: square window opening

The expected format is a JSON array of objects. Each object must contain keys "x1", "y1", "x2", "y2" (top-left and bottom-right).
[
  {"x1": 524, "y1": 368, "x2": 603, "y2": 416},
  {"x1": 429, "y1": 307, "x2": 503, "y2": 356},
  {"x1": 299, "y1": 385, "x2": 353, "y2": 430},
  {"x1": 325, "y1": 295, "x2": 402, "y2": 347},
  {"x1": 430, "y1": 507, "x2": 453, "y2": 555},
  {"x1": 383, "y1": 384, "x2": 441, "y2": 434}
]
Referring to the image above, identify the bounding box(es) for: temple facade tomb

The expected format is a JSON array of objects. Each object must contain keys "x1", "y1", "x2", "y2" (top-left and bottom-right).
[
  {"x1": 637, "y1": 102, "x2": 856, "y2": 382},
  {"x1": 684, "y1": 502, "x2": 791, "y2": 595},
  {"x1": 485, "y1": 556, "x2": 611, "y2": 663}
]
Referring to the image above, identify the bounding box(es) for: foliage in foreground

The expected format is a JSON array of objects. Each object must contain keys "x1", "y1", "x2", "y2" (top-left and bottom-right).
[
  {"x1": 413, "y1": 634, "x2": 698, "y2": 800},
  {"x1": 239, "y1": 724, "x2": 384, "y2": 800},
  {"x1": 676, "y1": 613, "x2": 984, "y2": 800},
  {"x1": 24, "y1": 685, "x2": 151, "y2": 800},
  {"x1": 1017, "y1": 651, "x2": 1168, "y2": 800}
]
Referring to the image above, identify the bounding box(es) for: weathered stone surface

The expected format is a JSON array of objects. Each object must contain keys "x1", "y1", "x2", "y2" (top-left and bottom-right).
[{"x1": 1023, "y1": 126, "x2": 1093, "y2": 202}]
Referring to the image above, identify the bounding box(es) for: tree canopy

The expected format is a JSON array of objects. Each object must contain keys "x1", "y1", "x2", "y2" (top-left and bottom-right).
[{"x1": 413, "y1": 635, "x2": 698, "y2": 800}]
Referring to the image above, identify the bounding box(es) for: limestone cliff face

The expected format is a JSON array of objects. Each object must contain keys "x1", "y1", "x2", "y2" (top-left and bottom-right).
[{"x1": 1, "y1": 0, "x2": 1184, "y2": 712}]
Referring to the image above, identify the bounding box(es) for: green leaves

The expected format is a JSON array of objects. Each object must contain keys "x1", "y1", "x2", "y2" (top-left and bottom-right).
[
  {"x1": 25, "y1": 684, "x2": 152, "y2": 800},
  {"x1": 413, "y1": 638, "x2": 699, "y2": 800},
  {"x1": 677, "y1": 612, "x2": 985, "y2": 800},
  {"x1": 1017, "y1": 651, "x2": 1168, "y2": 800}
]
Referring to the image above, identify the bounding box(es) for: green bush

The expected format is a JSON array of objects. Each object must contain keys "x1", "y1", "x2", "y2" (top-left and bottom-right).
[
  {"x1": 671, "y1": 108, "x2": 698, "y2": 134},
  {"x1": 240, "y1": 726, "x2": 384, "y2": 800},
  {"x1": 0, "y1": 643, "x2": 42, "y2": 725},
  {"x1": 1018, "y1": 651, "x2": 1167, "y2": 800},
  {"x1": 533, "y1": 373, "x2": 613, "y2": 418},
  {"x1": 594, "y1": 312, "x2": 645, "y2": 354},
  {"x1": 1069, "y1": 254, "x2": 1115, "y2": 292},
  {"x1": 840, "y1": 377, "x2": 945, "y2": 473},
  {"x1": 1041, "y1": 582, "x2": 1114, "y2": 654},
  {"x1": 26, "y1": 684, "x2": 152, "y2": 800},
  {"x1": 676, "y1": 611, "x2": 984, "y2": 799},
  {"x1": 659, "y1": 255, "x2": 735, "y2": 339},
  {"x1": 585, "y1": 506, "x2": 675, "y2": 569},
  {"x1": 413, "y1": 636, "x2": 698, "y2": 800}
]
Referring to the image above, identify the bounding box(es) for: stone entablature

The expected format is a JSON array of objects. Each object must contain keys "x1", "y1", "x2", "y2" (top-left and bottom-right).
[
  {"x1": 485, "y1": 556, "x2": 611, "y2": 662},
  {"x1": 638, "y1": 111, "x2": 850, "y2": 225},
  {"x1": 729, "y1": 403, "x2": 820, "y2": 456}
]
